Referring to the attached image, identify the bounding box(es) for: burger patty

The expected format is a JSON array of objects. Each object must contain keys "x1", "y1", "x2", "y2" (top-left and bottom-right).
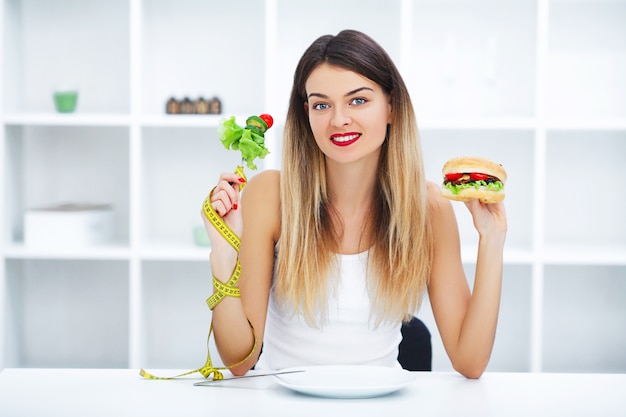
[{"x1": 444, "y1": 174, "x2": 501, "y2": 186}]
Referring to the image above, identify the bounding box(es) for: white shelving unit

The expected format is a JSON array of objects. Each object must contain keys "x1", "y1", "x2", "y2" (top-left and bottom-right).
[{"x1": 1, "y1": 0, "x2": 625, "y2": 373}]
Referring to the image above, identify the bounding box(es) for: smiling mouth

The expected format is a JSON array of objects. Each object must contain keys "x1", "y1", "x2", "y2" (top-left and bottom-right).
[{"x1": 330, "y1": 133, "x2": 361, "y2": 147}]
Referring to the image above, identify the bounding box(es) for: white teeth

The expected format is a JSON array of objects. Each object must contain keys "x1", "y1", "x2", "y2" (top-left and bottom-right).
[{"x1": 332, "y1": 134, "x2": 360, "y2": 142}]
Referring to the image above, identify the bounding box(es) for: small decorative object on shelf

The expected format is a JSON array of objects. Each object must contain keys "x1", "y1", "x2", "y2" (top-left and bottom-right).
[
  {"x1": 164, "y1": 96, "x2": 223, "y2": 115},
  {"x1": 209, "y1": 96, "x2": 222, "y2": 114},
  {"x1": 166, "y1": 97, "x2": 180, "y2": 114},
  {"x1": 195, "y1": 97, "x2": 210, "y2": 114},
  {"x1": 53, "y1": 87, "x2": 79, "y2": 113},
  {"x1": 180, "y1": 97, "x2": 195, "y2": 114},
  {"x1": 24, "y1": 203, "x2": 114, "y2": 248}
]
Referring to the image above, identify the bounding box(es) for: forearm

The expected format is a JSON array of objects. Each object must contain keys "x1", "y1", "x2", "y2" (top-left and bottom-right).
[
  {"x1": 455, "y1": 234, "x2": 505, "y2": 378},
  {"x1": 209, "y1": 247, "x2": 257, "y2": 374}
]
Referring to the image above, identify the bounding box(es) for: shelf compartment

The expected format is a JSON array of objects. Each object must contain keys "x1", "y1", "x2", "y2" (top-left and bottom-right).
[
  {"x1": 542, "y1": 265, "x2": 626, "y2": 373},
  {"x1": 420, "y1": 129, "x2": 534, "y2": 250},
  {"x1": 409, "y1": 0, "x2": 537, "y2": 120},
  {"x1": 4, "y1": 259, "x2": 130, "y2": 368},
  {"x1": 3, "y1": 125, "x2": 130, "y2": 247},
  {"x1": 274, "y1": 0, "x2": 403, "y2": 119},
  {"x1": 141, "y1": 126, "x2": 242, "y2": 247},
  {"x1": 140, "y1": 260, "x2": 217, "y2": 369},
  {"x1": 2, "y1": 0, "x2": 130, "y2": 114},
  {"x1": 546, "y1": 0, "x2": 626, "y2": 121},
  {"x1": 544, "y1": 130, "x2": 626, "y2": 248},
  {"x1": 141, "y1": 0, "x2": 266, "y2": 116},
  {"x1": 488, "y1": 264, "x2": 533, "y2": 372},
  {"x1": 419, "y1": 264, "x2": 532, "y2": 372}
]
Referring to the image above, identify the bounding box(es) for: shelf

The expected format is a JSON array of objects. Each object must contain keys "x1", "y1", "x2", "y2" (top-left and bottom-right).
[
  {"x1": 542, "y1": 245, "x2": 626, "y2": 266},
  {"x1": 461, "y1": 245, "x2": 534, "y2": 265},
  {"x1": 3, "y1": 243, "x2": 131, "y2": 260},
  {"x1": 2, "y1": 0, "x2": 624, "y2": 374},
  {"x1": 544, "y1": 118, "x2": 626, "y2": 131},
  {"x1": 3, "y1": 113, "x2": 131, "y2": 127},
  {"x1": 139, "y1": 242, "x2": 210, "y2": 261},
  {"x1": 418, "y1": 117, "x2": 537, "y2": 130}
]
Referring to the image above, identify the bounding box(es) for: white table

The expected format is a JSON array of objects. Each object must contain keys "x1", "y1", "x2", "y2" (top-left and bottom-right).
[{"x1": 0, "y1": 368, "x2": 624, "y2": 417}]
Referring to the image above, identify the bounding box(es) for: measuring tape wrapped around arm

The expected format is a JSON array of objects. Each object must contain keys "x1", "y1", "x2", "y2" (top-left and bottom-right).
[{"x1": 139, "y1": 114, "x2": 273, "y2": 381}]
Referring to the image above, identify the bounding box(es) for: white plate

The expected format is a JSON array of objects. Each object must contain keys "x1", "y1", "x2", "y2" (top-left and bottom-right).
[{"x1": 273, "y1": 365, "x2": 415, "y2": 398}]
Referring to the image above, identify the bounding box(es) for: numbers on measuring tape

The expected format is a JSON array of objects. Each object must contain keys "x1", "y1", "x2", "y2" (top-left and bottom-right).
[
  {"x1": 206, "y1": 261, "x2": 241, "y2": 310},
  {"x1": 202, "y1": 194, "x2": 240, "y2": 252}
]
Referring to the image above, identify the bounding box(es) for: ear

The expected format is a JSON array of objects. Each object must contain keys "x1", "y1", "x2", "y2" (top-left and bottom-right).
[{"x1": 303, "y1": 101, "x2": 309, "y2": 115}]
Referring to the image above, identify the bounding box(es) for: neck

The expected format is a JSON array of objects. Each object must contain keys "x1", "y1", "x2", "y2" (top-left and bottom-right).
[{"x1": 325, "y1": 159, "x2": 377, "y2": 213}]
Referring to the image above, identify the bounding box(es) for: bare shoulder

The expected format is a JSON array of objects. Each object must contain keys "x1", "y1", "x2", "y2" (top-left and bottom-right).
[
  {"x1": 244, "y1": 169, "x2": 280, "y2": 201},
  {"x1": 246, "y1": 169, "x2": 280, "y2": 189},
  {"x1": 426, "y1": 180, "x2": 451, "y2": 213},
  {"x1": 426, "y1": 180, "x2": 458, "y2": 235},
  {"x1": 241, "y1": 169, "x2": 281, "y2": 240}
]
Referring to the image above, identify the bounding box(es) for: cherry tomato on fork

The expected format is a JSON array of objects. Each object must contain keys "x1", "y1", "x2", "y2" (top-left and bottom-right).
[{"x1": 259, "y1": 114, "x2": 274, "y2": 129}]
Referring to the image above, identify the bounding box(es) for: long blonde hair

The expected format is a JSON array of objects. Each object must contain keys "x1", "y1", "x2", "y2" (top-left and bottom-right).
[{"x1": 276, "y1": 30, "x2": 432, "y2": 325}]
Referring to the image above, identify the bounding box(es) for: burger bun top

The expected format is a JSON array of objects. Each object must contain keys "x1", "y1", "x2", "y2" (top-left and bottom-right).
[{"x1": 442, "y1": 156, "x2": 507, "y2": 183}]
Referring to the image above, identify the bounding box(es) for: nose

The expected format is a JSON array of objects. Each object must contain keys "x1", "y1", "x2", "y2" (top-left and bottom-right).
[{"x1": 330, "y1": 107, "x2": 351, "y2": 127}]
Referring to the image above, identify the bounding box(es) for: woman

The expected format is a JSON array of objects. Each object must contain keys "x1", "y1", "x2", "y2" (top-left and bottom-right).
[{"x1": 204, "y1": 29, "x2": 507, "y2": 379}]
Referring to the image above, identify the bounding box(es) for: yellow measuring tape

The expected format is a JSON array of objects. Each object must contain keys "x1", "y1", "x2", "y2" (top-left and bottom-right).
[{"x1": 140, "y1": 166, "x2": 256, "y2": 381}]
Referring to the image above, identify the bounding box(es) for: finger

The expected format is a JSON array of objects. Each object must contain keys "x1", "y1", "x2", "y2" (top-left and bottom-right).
[
  {"x1": 213, "y1": 187, "x2": 237, "y2": 213},
  {"x1": 213, "y1": 181, "x2": 240, "y2": 207},
  {"x1": 210, "y1": 199, "x2": 226, "y2": 217},
  {"x1": 464, "y1": 198, "x2": 479, "y2": 211},
  {"x1": 218, "y1": 172, "x2": 246, "y2": 188},
  {"x1": 219, "y1": 176, "x2": 243, "y2": 197}
]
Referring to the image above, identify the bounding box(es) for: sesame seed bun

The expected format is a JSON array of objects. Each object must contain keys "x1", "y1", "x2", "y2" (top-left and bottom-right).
[{"x1": 442, "y1": 156, "x2": 507, "y2": 183}]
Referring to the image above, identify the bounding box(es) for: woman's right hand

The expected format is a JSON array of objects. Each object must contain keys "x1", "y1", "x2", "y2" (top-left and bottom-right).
[{"x1": 201, "y1": 172, "x2": 246, "y2": 253}]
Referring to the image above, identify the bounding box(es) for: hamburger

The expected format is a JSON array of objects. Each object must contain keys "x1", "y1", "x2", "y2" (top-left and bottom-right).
[{"x1": 440, "y1": 156, "x2": 507, "y2": 204}]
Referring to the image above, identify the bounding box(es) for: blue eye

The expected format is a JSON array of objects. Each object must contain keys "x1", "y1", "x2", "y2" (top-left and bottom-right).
[
  {"x1": 351, "y1": 98, "x2": 366, "y2": 105},
  {"x1": 313, "y1": 103, "x2": 329, "y2": 110}
]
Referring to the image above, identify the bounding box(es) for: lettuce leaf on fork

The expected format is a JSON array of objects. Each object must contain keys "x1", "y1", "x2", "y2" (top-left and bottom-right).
[{"x1": 218, "y1": 116, "x2": 270, "y2": 170}]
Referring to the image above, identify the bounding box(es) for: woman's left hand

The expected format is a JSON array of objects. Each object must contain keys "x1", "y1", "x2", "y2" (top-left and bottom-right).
[{"x1": 464, "y1": 199, "x2": 507, "y2": 239}]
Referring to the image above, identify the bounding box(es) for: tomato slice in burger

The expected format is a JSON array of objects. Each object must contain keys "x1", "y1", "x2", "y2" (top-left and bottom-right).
[
  {"x1": 445, "y1": 173, "x2": 463, "y2": 181},
  {"x1": 469, "y1": 173, "x2": 489, "y2": 181}
]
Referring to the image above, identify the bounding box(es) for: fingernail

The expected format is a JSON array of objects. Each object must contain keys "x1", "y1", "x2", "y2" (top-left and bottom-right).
[
  {"x1": 233, "y1": 203, "x2": 238, "y2": 210},
  {"x1": 238, "y1": 177, "x2": 246, "y2": 183}
]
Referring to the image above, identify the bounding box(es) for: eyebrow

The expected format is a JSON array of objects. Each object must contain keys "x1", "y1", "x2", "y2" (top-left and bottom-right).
[{"x1": 307, "y1": 86, "x2": 374, "y2": 100}]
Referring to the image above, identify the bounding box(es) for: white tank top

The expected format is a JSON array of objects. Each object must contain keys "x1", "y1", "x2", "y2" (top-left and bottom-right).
[{"x1": 255, "y1": 250, "x2": 402, "y2": 370}]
